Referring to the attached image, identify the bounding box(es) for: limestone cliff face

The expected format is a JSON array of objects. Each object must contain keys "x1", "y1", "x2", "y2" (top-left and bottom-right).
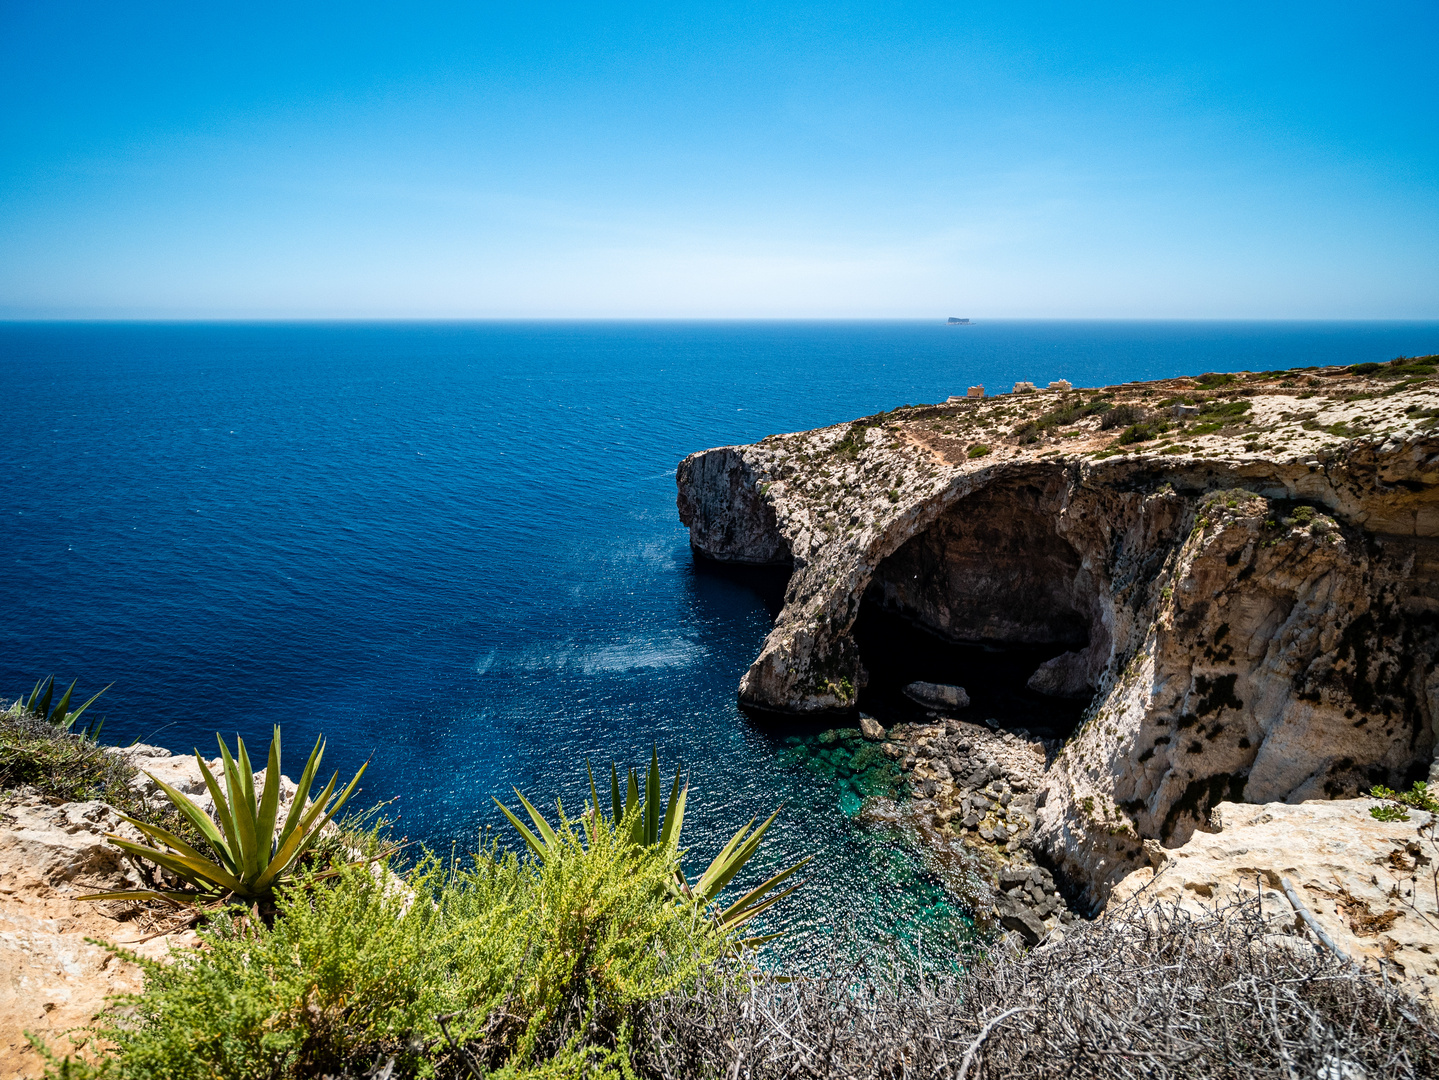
[
  {"x1": 675, "y1": 446, "x2": 790, "y2": 565},
  {"x1": 676, "y1": 365, "x2": 1439, "y2": 904}
]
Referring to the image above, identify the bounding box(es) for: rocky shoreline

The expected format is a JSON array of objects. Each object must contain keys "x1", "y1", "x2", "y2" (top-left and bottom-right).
[{"x1": 874, "y1": 714, "x2": 1075, "y2": 941}]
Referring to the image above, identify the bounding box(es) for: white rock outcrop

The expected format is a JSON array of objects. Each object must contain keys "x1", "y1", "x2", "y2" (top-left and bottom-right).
[
  {"x1": 1111, "y1": 798, "x2": 1439, "y2": 1001},
  {"x1": 1, "y1": 742, "x2": 301, "y2": 1077}
]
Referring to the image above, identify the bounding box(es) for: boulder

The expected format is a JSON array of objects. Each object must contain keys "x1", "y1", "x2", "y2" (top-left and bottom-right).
[
  {"x1": 902, "y1": 681, "x2": 970, "y2": 711},
  {"x1": 859, "y1": 714, "x2": 886, "y2": 741},
  {"x1": 0, "y1": 798, "x2": 148, "y2": 893},
  {"x1": 997, "y1": 898, "x2": 1047, "y2": 945},
  {"x1": 998, "y1": 865, "x2": 1032, "y2": 890},
  {"x1": 1025, "y1": 650, "x2": 1094, "y2": 698}
]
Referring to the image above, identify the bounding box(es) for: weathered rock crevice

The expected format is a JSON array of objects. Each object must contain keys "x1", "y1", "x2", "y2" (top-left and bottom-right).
[{"x1": 676, "y1": 368, "x2": 1439, "y2": 908}]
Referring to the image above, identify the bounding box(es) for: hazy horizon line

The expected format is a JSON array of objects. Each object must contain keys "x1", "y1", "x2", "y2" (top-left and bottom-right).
[{"x1": 5, "y1": 315, "x2": 1439, "y2": 326}]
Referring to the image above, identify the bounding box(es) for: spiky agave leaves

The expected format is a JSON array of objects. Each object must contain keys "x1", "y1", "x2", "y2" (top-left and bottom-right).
[
  {"x1": 599, "y1": 746, "x2": 689, "y2": 850},
  {"x1": 687, "y1": 807, "x2": 810, "y2": 948},
  {"x1": 495, "y1": 747, "x2": 686, "y2": 860},
  {"x1": 23, "y1": 675, "x2": 109, "y2": 737},
  {"x1": 494, "y1": 746, "x2": 810, "y2": 951},
  {"x1": 81, "y1": 726, "x2": 366, "y2": 905}
]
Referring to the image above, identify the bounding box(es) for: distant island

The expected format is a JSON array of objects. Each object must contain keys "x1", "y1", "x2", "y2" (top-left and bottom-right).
[{"x1": 947, "y1": 317, "x2": 971, "y2": 324}]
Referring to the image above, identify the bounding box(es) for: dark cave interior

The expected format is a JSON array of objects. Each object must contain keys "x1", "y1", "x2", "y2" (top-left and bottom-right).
[{"x1": 853, "y1": 604, "x2": 1089, "y2": 739}]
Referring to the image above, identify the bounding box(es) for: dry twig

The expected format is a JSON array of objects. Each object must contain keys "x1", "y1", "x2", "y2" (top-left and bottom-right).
[{"x1": 633, "y1": 896, "x2": 1438, "y2": 1080}]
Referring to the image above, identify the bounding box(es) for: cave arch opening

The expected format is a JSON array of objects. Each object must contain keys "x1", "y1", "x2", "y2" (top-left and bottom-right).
[{"x1": 853, "y1": 474, "x2": 1104, "y2": 739}]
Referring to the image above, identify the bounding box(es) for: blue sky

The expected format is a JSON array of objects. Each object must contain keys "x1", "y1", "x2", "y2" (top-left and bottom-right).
[{"x1": 1, "y1": 1, "x2": 1436, "y2": 318}]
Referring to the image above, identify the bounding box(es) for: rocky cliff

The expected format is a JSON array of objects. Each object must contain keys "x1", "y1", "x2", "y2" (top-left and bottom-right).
[{"x1": 676, "y1": 360, "x2": 1439, "y2": 907}]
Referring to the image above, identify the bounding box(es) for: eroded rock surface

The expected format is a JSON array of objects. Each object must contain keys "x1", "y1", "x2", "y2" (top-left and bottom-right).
[
  {"x1": 0, "y1": 793, "x2": 198, "y2": 1078},
  {"x1": 1110, "y1": 798, "x2": 1439, "y2": 1001},
  {"x1": 676, "y1": 361, "x2": 1439, "y2": 908},
  {"x1": 0, "y1": 743, "x2": 299, "y2": 1078}
]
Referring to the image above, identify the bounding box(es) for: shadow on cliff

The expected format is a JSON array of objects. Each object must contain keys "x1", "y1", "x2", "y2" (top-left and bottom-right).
[
  {"x1": 687, "y1": 553, "x2": 792, "y2": 622},
  {"x1": 853, "y1": 605, "x2": 1088, "y2": 740}
]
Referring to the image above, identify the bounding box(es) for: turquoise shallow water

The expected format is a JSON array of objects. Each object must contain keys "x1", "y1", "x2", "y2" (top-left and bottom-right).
[{"x1": 3, "y1": 319, "x2": 1437, "y2": 958}]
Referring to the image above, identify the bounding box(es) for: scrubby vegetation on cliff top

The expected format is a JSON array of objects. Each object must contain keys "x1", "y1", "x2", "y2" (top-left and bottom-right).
[
  {"x1": 44, "y1": 821, "x2": 728, "y2": 1080},
  {"x1": 43, "y1": 867, "x2": 1439, "y2": 1079},
  {"x1": 0, "y1": 699, "x2": 203, "y2": 852},
  {"x1": 759, "y1": 354, "x2": 1439, "y2": 487},
  {"x1": 701, "y1": 355, "x2": 1439, "y2": 597}
]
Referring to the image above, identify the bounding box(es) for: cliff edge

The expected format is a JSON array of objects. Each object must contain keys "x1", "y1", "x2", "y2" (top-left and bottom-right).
[{"x1": 676, "y1": 360, "x2": 1439, "y2": 913}]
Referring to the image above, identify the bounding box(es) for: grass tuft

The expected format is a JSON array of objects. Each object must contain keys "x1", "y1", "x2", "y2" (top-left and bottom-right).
[{"x1": 1, "y1": 702, "x2": 137, "y2": 810}]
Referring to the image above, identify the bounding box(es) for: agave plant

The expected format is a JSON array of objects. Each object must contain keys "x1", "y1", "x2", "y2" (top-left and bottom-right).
[
  {"x1": 22, "y1": 675, "x2": 109, "y2": 738},
  {"x1": 496, "y1": 747, "x2": 810, "y2": 947},
  {"x1": 82, "y1": 726, "x2": 366, "y2": 905}
]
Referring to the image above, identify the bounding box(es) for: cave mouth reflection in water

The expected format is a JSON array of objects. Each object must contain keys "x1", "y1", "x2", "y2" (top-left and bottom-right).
[{"x1": 853, "y1": 604, "x2": 1089, "y2": 740}]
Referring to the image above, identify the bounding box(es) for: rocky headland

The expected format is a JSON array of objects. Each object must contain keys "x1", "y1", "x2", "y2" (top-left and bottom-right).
[{"x1": 677, "y1": 358, "x2": 1439, "y2": 992}]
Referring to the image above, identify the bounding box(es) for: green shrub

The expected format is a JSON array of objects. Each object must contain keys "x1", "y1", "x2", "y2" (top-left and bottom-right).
[
  {"x1": 1116, "y1": 419, "x2": 1171, "y2": 445},
  {"x1": 45, "y1": 818, "x2": 725, "y2": 1079},
  {"x1": 832, "y1": 421, "x2": 877, "y2": 459},
  {"x1": 497, "y1": 749, "x2": 810, "y2": 951},
  {"x1": 1099, "y1": 404, "x2": 1144, "y2": 431},
  {"x1": 1352, "y1": 356, "x2": 1438, "y2": 380},
  {"x1": 1008, "y1": 399, "x2": 1111, "y2": 444},
  {"x1": 967, "y1": 444, "x2": 990, "y2": 459},
  {"x1": 1370, "y1": 781, "x2": 1439, "y2": 815},
  {"x1": 1199, "y1": 399, "x2": 1252, "y2": 420},
  {"x1": 1011, "y1": 420, "x2": 1042, "y2": 444},
  {"x1": 1, "y1": 702, "x2": 131, "y2": 808},
  {"x1": 20, "y1": 675, "x2": 108, "y2": 737},
  {"x1": 1195, "y1": 372, "x2": 1237, "y2": 388},
  {"x1": 1370, "y1": 803, "x2": 1409, "y2": 822}
]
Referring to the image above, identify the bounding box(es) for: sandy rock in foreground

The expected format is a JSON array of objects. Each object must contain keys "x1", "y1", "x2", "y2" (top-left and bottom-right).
[
  {"x1": 1111, "y1": 798, "x2": 1439, "y2": 1002},
  {"x1": 1, "y1": 738, "x2": 318, "y2": 1077},
  {"x1": 0, "y1": 753, "x2": 214, "y2": 1079},
  {"x1": 0, "y1": 799, "x2": 200, "y2": 1075}
]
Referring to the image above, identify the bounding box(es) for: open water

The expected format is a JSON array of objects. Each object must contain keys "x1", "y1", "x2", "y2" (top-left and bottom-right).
[{"x1": 3, "y1": 320, "x2": 1437, "y2": 957}]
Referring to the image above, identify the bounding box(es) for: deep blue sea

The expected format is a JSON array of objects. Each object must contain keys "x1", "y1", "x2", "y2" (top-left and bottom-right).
[{"x1": 4, "y1": 320, "x2": 1438, "y2": 957}]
